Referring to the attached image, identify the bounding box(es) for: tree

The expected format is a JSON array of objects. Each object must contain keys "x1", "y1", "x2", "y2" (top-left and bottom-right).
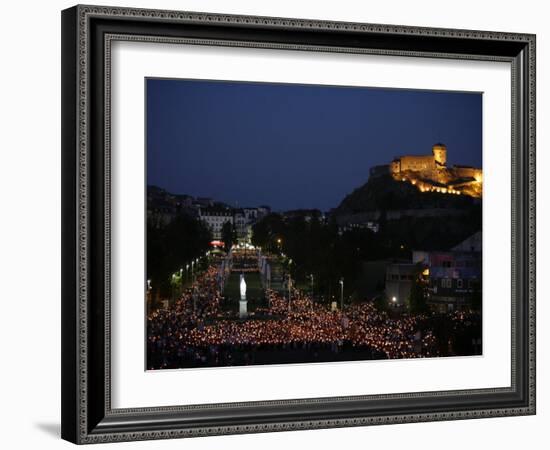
[
  {"x1": 374, "y1": 294, "x2": 390, "y2": 312},
  {"x1": 221, "y1": 221, "x2": 236, "y2": 252},
  {"x1": 251, "y1": 213, "x2": 286, "y2": 251},
  {"x1": 146, "y1": 213, "x2": 212, "y2": 298},
  {"x1": 408, "y1": 275, "x2": 428, "y2": 313},
  {"x1": 470, "y1": 280, "x2": 482, "y2": 312}
]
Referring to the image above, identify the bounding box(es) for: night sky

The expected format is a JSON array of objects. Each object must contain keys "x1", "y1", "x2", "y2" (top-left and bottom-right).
[{"x1": 147, "y1": 78, "x2": 482, "y2": 212}]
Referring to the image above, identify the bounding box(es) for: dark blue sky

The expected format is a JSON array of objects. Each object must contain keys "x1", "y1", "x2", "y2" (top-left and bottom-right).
[{"x1": 147, "y1": 78, "x2": 482, "y2": 211}]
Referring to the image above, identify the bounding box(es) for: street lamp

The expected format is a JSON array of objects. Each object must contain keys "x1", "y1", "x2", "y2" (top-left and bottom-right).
[
  {"x1": 339, "y1": 277, "x2": 344, "y2": 310},
  {"x1": 146, "y1": 279, "x2": 153, "y2": 312},
  {"x1": 171, "y1": 273, "x2": 178, "y2": 303}
]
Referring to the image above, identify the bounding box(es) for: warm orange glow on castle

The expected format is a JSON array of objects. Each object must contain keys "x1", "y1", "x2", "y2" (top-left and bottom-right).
[{"x1": 370, "y1": 143, "x2": 482, "y2": 198}]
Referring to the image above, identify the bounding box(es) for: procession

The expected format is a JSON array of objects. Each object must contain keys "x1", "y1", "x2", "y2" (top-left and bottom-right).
[{"x1": 145, "y1": 248, "x2": 474, "y2": 370}]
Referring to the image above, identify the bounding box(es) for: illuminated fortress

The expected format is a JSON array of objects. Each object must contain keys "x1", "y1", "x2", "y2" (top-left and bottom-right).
[{"x1": 370, "y1": 143, "x2": 482, "y2": 198}]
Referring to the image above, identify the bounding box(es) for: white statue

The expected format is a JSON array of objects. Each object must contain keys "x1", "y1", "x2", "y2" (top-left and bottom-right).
[{"x1": 240, "y1": 274, "x2": 247, "y2": 300}]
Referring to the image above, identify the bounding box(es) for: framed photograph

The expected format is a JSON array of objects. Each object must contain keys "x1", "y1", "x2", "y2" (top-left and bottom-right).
[{"x1": 61, "y1": 5, "x2": 536, "y2": 444}]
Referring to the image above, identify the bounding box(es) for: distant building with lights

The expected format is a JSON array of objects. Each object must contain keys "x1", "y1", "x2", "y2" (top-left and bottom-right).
[
  {"x1": 390, "y1": 143, "x2": 448, "y2": 173},
  {"x1": 413, "y1": 232, "x2": 482, "y2": 312},
  {"x1": 370, "y1": 143, "x2": 483, "y2": 198},
  {"x1": 198, "y1": 208, "x2": 234, "y2": 240},
  {"x1": 338, "y1": 220, "x2": 379, "y2": 235},
  {"x1": 385, "y1": 262, "x2": 419, "y2": 308},
  {"x1": 199, "y1": 206, "x2": 270, "y2": 241}
]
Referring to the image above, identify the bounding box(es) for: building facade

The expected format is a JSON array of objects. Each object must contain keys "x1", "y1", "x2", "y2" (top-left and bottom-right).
[
  {"x1": 200, "y1": 206, "x2": 271, "y2": 242},
  {"x1": 385, "y1": 262, "x2": 418, "y2": 308},
  {"x1": 198, "y1": 208, "x2": 234, "y2": 240},
  {"x1": 412, "y1": 232, "x2": 482, "y2": 312}
]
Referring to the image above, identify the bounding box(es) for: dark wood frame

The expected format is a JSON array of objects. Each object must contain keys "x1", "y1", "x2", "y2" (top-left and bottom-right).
[{"x1": 61, "y1": 4, "x2": 536, "y2": 444}]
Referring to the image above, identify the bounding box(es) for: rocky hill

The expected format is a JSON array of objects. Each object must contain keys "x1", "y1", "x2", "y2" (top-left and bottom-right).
[{"x1": 335, "y1": 174, "x2": 475, "y2": 215}]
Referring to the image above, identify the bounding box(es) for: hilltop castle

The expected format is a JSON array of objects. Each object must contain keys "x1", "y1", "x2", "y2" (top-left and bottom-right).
[{"x1": 370, "y1": 143, "x2": 482, "y2": 198}]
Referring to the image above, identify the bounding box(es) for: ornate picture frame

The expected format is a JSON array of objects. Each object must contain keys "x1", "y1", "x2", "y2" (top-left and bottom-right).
[{"x1": 61, "y1": 5, "x2": 536, "y2": 444}]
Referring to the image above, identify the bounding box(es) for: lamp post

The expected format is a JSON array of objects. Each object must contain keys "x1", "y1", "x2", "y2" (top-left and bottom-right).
[
  {"x1": 339, "y1": 277, "x2": 344, "y2": 311},
  {"x1": 171, "y1": 273, "x2": 177, "y2": 303},
  {"x1": 146, "y1": 279, "x2": 152, "y2": 310}
]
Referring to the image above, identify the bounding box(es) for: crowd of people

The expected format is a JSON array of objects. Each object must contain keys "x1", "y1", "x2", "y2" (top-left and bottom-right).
[{"x1": 147, "y1": 261, "x2": 473, "y2": 370}]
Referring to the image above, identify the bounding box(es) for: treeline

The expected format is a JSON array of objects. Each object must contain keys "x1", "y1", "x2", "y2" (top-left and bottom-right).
[
  {"x1": 147, "y1": 214, "x2": 212, "y2": 297},
  {"x1": 251, "y1": 214, "x2": 388, "y2": 301},
  {"x1": 251, "y1": 209, "x2": 481, "y2": 303}
]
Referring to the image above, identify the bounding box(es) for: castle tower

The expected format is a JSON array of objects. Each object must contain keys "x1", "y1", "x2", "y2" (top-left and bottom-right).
[{"x1": 432, "y1": 143, "x2": 447, "y2": 168}]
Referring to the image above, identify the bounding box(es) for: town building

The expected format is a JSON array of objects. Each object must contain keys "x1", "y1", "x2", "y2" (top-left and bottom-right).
[
  {"x1": 451, "y1": 230, "x2": 482, "y2": 252},
  {"x1": 147, "y1": 185, "x2": 271, "y2": 241},
  {"x1": 412, "y1": 232, "x2": 482, "y2": 312},
  {"x1": 198, "y1": 207, "x2": 234, "y2": 240},
  {"x1": 384, "y1": 262, "x2": 419, "y2": 308},
  {"x1": 147, "y1": 185, "x2": 195, "y2": 227},
  {"x1": 233, "y1": 210, "x2": 248, "y2": 241},
  {"x1": 282, "y1": 209, "x2": 323, "y2": 222},
  {"x1": 338, "y1": 220, "x2": 379, "y2": 235},
  {"x1": 233, "y1": 207, "x2": 271, "y2": 242},
  {"x1": 200, "y1": 206, "x2": 271, "y2": 242}
]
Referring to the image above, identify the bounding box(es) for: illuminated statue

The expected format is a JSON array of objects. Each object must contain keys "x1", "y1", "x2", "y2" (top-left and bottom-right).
[
  {"x1": 239, "y1": 274, "x2": 248, "y2": 318},
  {"x1": 240, "y1": 274, "x2": 247, "y2": 300}
]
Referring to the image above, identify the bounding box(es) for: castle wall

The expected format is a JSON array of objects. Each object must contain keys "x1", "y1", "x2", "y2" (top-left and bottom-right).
[
  {"x1": 398, "y1": 155, "x2": 436, "y2": 172},
  {"x1": 432, "y1": 145, "x2": 447, "y2": 167},
  {"x1": 390, "y1": 160, "x2": 400, "y2": 173},
  {"x1": 452, "y1": 166, "x2": 483, "y2": 182},
  {"x1": 379, "y1": 144, "x2": 480, "y2": 198}
]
